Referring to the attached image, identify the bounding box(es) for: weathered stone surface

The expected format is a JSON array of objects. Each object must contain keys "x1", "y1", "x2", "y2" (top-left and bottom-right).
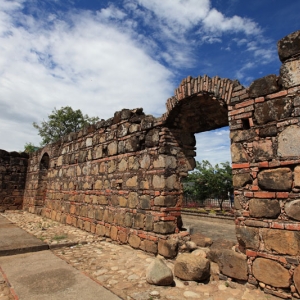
[
  {"x1": 140, "y1": 240, "x2": 157, "y2": 254},
  {"x1": 254, "y1": 98, "x2": 293, "y2": 125},
  {"x1": 230, "y1": 129, "x2": 256, "y2": 142},
  {"x1": 152, "y1": 175, "x2": 166, "y2": 189},
  {"x1": 252, "y1": 258, "x2": 291, "y2": 288},
  {"x1": 249, "y1": 75, "x2": 279, "y2": 98},
  {"x1": 231, "y1": 143, "x2": 248, "y2": 163},
  {"x1": 294, "y1": 265, "x2": 300, "y2": 293},
  {"x1": 190, "y1": 233, "x2": 213, "y2": 247},
  {"x1": 128, "y1": 234, "x2": 141, "y2": 249},
  {"x1": 280, "y1": 59, "x2": 300, "y2": 88},
  {"x1": 257, "y1": 168, "x2": 292, "y2": 191},
  {"x1": 174, "y1": 253, "x2": 210, "y2": 281},
  {"x1": 278, "y1": 125, "x2": 300, "y2": 157},
  {"x1": 154, "y1": 195, "x2": 177, "y2": 207},
  {"x1": 294, "y1": 166, "x2": 300, "y2": 188},
  {"x1": 233, "y1": 195, "x2": 242, "y2": 210},
  {"x1": 158, "y1": 239, "x2": 178, "y2": 258},
  {"x1": 278, "y1": 30, "x2": 300, "y2": 62},
  {"x1": 209, "y1": 239, "x2": 236, "y2": 251},
  {"x1": 154, "y1": 222, "x2": 176, "y2": 234},
  {"x1": 133, "y1": 213, "x2": 144, "y2": 229},
  {"x1": 249, "y1": 199, "x2": 281, "y2": 218},
  {"x1": 146, "y1": 258, "x2": 173, "y2": 286},
  {"x1": 252, "y1": 140, "x2": 274, "y2": 161},
  {"x1": 259, "y1": 126, "x2": 277, "y2": 138},
  {"x1": 233, "y1": 173, "x2": 252, "y2": 188},
  {"x1": 236, "y1": 226, "x2": 259, "y2": 250},
  {"x1": 285, "y1": 200, "x2": 300, "y2": 221},
  {"x1": 128, "y1": 192, "x2": 138, "y2": 208},
  {"x1": 262, "y1": 228, "x2": 300, "y2": 255},
  {"x1": 212, "y1": 250, "x2": 248, "y2": 281},
  {"x1": 140, "y1": 195, "x2": 151, "y2": 209}
]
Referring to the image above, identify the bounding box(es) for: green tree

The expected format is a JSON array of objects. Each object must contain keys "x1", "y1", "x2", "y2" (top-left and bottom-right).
[
  {"x1": 24, "y1": 142, "x2": 39, "y2": 153},
  {"x1": 183, "y1": 160, "x2": 233, "y2": 210},
  {"x1": 33, "y1": 106, "x2": 99, "y2": 145}
]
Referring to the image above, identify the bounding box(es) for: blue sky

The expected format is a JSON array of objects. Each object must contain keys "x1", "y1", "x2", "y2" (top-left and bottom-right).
[{"x1": 1, "y1": 0, "x2": 300, "y2": 165}]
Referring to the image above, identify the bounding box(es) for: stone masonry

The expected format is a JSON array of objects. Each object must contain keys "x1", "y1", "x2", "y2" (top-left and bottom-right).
[
  {"x1": 1, "y1": 29, "x2": 300, "y2": 299},
  {"x1": 0, "y1": 150, "x2": 28, "y2": 212}
]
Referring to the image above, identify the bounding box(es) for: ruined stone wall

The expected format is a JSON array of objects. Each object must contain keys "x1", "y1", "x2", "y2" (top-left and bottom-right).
[
  {"x1": 229, "y1": 31, "x2": 300, "y2": 298},
  {"x1": 0, "y1": 150, "x2": 28, "y2": 212},
  {"x1": 23, "y1": 109, "x2": 195, "y2": 254}
]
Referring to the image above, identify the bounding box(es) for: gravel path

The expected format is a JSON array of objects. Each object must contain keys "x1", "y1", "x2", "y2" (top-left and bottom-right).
[{"x1": 1, "y1": 211, "x2": 278, "y2": 300}]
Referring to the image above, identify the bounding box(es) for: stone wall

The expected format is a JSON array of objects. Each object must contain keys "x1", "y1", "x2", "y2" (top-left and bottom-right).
[
  {"x1": 23, "y1": 109, "x2": 195, "y2": 255},
  {"x1": 13, "y1": 28, "x2": 300, "y2": 299},
  {"x1": 0, "y1": 150, "x2": 28, "y2": 212},
  {"x1": 230, "y1": 30, "x2": 300, "y2": 298}
]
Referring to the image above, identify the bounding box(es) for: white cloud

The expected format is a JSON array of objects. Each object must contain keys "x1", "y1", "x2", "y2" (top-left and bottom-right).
[
  {"x1": 0, "y1": 0, "x2": 174, "y2": 151},
  {"x1": 195, "y1": 128, "x2": 231, "y2": 166}
]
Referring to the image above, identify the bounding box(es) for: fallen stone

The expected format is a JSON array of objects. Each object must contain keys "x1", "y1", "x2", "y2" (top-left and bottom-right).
[
  {"x1": 183, "y1": 291, "x2": 201, "y2": 298},
  {"x1": 174, "y1": 253, "x2": 210, "y2": 282},
  {"x1": 210, "y1": 239, "x2": 236, "y2": 251},
  {"x1": 252, "y1": 258, "x2": 291, "y2": 288},
  {"x1": 190, "y1": 233, "x2": 213, "y2": 247},
  {"x1": 146, "y1": 258, "x2": 174, "y2": 286},
  {"x1": 209, "y1": 249, "x2": 248, "y2": 281}
]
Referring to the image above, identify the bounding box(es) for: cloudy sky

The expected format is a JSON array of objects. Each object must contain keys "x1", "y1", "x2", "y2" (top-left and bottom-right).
[{"x1": 1, "y1": 0, "x2": 300, "y2": 165}]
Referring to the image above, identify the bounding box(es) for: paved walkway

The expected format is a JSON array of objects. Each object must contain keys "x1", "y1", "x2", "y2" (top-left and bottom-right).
[{"x1": 0, "y1": 211, "x2": 278, "y2": 300}]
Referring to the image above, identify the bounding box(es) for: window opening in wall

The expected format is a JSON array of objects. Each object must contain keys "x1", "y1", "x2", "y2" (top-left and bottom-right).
[{"x1": 242, "y1": 118, "x2": 250, "y2": 130}]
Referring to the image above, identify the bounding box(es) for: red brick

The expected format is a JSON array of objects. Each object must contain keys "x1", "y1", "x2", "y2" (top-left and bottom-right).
[
  {"x1": 251, "y1": 185, "x2": 259, "y2": 191},
  {"x1": 258, "y1": 161, "x2": 269, "y2": 168},
  {"x1": 243, "y1": 211, "x2": 250, "y2": 217},
  {"x1": 246, "y1": 249, "x2": 257, "y2": 257},
  {"x1": 285, "y1": 223, "x2": 300, "y2": 231},
  {"x1": 228, "y1": 107, "x2": 245, "y2": 116},
  {"x1": 160, "y1": 216, "x2": 176, "y2": 221},
  {"x1": 244, "y1": 191, "x2": 254, "y2": 197},
  {"x1": 269, "y1": 160, "x2": 280, "y2": 168},
  {"x1": 280, "y1": 159, "x2": 300, "y2": 166},
  {"x1": 232, "y1": 163, "x2": 250, "y2": 169},
  {"x1": 265, "y1": 90, "x2": 287, "y2": 99},
  {"x1": 255, "y1": 97, "x2": 264, "y2": 103},
  {"x1": 271, "y1": 222, "x2": 285, "y2": 229},
  {"x1": 276, "y1": 192, "x2": 289, "y2": 198},
  {"x1": 235, "y1": 99, "x2": 254, "y2": 109},
  {"x1": 253, "y1": 191, "x2": 276, "y2": 198}
]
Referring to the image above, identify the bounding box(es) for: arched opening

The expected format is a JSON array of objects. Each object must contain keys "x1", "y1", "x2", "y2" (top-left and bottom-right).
[
  {"x1": 163, "y1": 75, "x2": 236, "y2": 241},
  {"x1": 35, "y1": 153, "x2": 50, "y2": 210}
]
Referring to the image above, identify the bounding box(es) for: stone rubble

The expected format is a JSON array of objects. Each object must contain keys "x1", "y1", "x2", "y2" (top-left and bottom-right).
[{"x1": 1, "y1": 211, "x2": 279, "y2": 300}]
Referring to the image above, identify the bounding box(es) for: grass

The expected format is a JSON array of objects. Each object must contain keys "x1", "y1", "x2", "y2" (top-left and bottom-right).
[{"x1": 52, "y1": 234, "x2": 68, "y2": 241}]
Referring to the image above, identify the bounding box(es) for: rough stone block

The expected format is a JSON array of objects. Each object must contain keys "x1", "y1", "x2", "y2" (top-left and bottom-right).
[
  {"x1": 278, "y1": 30, "x2": 300, "y2": 62},
  {"x1": 230, "y1": 129, "x2": 256, "y2": 142},
  {"x1": 128, "y1": 234, "x2": 141, "y2": 249},
  {"x1": 249, "y1": 75, "x2": 279, "y2": 98},
  {"x1": 128, "y1": 192, "x2": 138, "y2": 208},
  {"x1": 233, "y1": 173, "x2": 252, "y2": 188},
  {"x1": 140, "y1": 195, "x2": 151, "y2": 209},
  {"x1": 133, "y1": 213, "x2": 144, "y2": 229},
  {"x1": 140, "y1": 240, "x2": 158, "y2": 254},
  {"x1": 254, "y1": 98, "x2": 292, "y2": 125},
  {"x1": 145, "y1": 214, "x2": 154, "y2": 231},
  {"x1": 118, "y1": 230, "x2": 127, "y2": 243},
  {"x1": 154, "y1": 221, "x2": 176, "y2": 234},
  {"x1": 153, "y1": 175, "x2": 166, "y2": 189},
  {"x1": 252, "y1": 140, "x2": 274, "y2": 161},
  {"x1": 293, "y1": 265, "x2": 300, "y2": 293},
  {"x1": 262, "y1": 228, "x2": 300, "y2": 255},
  {"x1": 154, "y1": 195, "x2": 177, "y2": 207},
  {"x1": 213, "y1": 250, "x2": 248, "y2": 281},
  {"x1": 174, "y1": 253, "x2": 210, "y2": 281},
  {"x1": 257, "y1": 168, "x2": 292, "y2": 191},
  {"x1": 231, "y1": 143, "x2": 248, "y2": 163},
  {"x1": 259, "y1": 126, "x2": 277, "y2": 138},
  {"x1": 146, "y1": 258, "x2": 173, "y2": 285},
  {"x1": 252, "y1": 258, "x2": 291, "y2": 288},
  {"x1": 285, "y1": 200, "x2": 300, "y2": 221},
  {"x1": 96, "y1": 224, "x2": 105, "y2": 236},
  {"x1": 158, "y1": 239, "x2": 178, "y2": 258},
  {"x1": 110, "y1": 226, "x2": 118, "y2": 241},
  {"x1": 278, "y1": 125, "x2": 300, "y2": 157},
  {"x1": 236, "y1": 226, "x2": 259, "y2": 250},
  {"x1": 280, "y1": 59, "x2": 300, "y2": 88},
  {"x1": 249, "y1": 199, "x2": 281, "y2": 218}
]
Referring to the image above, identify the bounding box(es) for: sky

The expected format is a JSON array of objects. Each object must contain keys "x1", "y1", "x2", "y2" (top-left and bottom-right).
[{"x1": 1, "y1": 0, "x2": 300, "y2": 166}]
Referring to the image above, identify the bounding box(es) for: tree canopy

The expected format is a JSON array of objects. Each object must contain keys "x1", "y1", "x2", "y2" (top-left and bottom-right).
[
  {"x1": 183, "y1": 160, "x2": 233, "y2": 210},
  {"x1": 24, "y1": 142, "x2": 39, "y2": 153},
  {"x1": 33, "y1": 106, "x2": 99, "y2": 145}
]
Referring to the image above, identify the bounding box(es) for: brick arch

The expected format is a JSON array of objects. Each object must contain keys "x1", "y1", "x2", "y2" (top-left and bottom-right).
[{"x1": 161, "y1": 75, "x2": 239, "y2": 133}]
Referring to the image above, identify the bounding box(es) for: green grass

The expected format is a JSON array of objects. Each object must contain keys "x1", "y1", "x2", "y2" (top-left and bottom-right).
[{"x1": 52, "y1": 234, "x2": 68, "y2": 241}]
